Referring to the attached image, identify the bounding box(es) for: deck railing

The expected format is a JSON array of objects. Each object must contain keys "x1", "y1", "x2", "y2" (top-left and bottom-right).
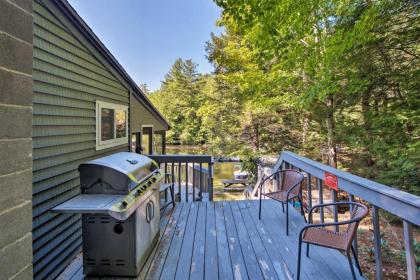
[
  {"x1": 149, "y1": 155, "x2": 214, "y2": 201},
  {"x1": 258, "y1": 151, "x2": 420, "y2": 280}
]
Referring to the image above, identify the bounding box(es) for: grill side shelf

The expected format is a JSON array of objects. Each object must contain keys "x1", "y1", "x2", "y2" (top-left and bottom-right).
[{"x1": 52, "y1": 169, "x2": 165, "y2": 221}]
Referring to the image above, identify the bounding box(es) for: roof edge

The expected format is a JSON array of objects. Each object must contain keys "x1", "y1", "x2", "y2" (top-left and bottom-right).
[{"x1": 50, "y1": 0, "x2": 170, "y2": 129}]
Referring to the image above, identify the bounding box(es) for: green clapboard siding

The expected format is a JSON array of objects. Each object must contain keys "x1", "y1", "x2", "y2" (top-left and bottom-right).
[
  {"x1": 32, "y1": 1, "x2": 130, "y2": 279},
  {"x1": 130, "y1": 93, "x2": 166, "y2": 132}
]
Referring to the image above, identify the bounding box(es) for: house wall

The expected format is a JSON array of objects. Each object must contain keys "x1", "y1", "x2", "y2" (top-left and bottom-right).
[
  {"x1": 130, "y1": 93, "x2": 167, "y2": 133},
  {"x1": 32, "y1": 1, "x2": 130, "y2": 278},
  {"x1": 0, "y1": 0, "x2": 34, "y2": 279}
]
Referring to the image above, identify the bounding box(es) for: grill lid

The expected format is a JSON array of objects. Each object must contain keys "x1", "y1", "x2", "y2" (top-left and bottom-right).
[
  {"x1": 81, "y1": 152, "x2": 157, "y2": 183},
  {"x1": 79, "y1": 152, "x2": 158, "y2": 194}
]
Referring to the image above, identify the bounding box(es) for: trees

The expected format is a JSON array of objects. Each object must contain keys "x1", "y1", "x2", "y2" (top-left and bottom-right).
[
  {"x1": 150, "y1": 0, "x2": 419, "y2": 193},
  {"x1": 149, "y1": 58, "x2": 208, "y2": 144},
  {"x1": 211, "y1": 0, "x2": 419, "y2": 193}
]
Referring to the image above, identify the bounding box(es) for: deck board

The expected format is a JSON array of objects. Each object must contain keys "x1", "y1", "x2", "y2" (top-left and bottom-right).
[
  {"x1": 204, "y1": 202, "x2": 218, "y2": 280},
  {"x1": 222, "y1": 201, "x2": 250, "y2": 280},
  {"x1": 189, "y1": 202, "x2": 206, "y2": 280},
  {"x1": 159, "y1": 202, "x2": 191, "y2": 279},
  {"x1": 143, "y1": 202, "x2": 184, "y2": 279},
  {"x1": 58, "y1": 200, "x2": 366, "y2": 280},
  {"x1": 214, "y1": 202, "x2": 234, "y2": 280},
  {"x1": 233, "y1": 201, "x2": 282, "y2": 280},
  {"x1": 175, "y1": 203, "x2": 199, "y2": 280},
  {"x1": 230, "y1": 202, "x2": 265, "y2": 279}
]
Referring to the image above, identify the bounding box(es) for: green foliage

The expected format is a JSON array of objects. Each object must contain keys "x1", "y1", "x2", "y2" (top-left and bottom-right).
[
  {"x1": 209, "y1": 0, "x2": 419, "y2": 193},
  {"x1": 149, "y1": 59, "x2": 208, "y2": 144},
  {"x1": 150, "y1": 0, "x2": 419, "y2": 194}
]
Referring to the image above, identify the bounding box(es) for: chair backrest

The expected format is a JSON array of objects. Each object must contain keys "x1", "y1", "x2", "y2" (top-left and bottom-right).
[
  {"x1": 252, "y1": 167, "x2": 304, "y2": 197},
  {"x1": 280, "y1": 169, "x2": 304, "y2": 195},
  {"x1": 345, "y1": 203, "x2": 369, "y2": 248}
]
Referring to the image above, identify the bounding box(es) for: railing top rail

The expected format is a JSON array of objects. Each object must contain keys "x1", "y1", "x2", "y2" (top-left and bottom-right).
[
  {"x1": 149, "y1": 154, "x2": 213, "y2": 163},
  {"x1": 277, "y1": 151, "x2": 420, "y2": 226}
]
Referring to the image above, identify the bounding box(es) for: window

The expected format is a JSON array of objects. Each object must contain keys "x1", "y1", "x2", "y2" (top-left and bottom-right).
[{"x1": 96, "y1": 101, "x2": 128, "y2": 150}]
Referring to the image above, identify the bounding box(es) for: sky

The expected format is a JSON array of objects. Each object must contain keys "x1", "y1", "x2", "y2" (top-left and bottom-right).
[{"x1": 68, "y1": 0, "x2": 223, "y2": 91}]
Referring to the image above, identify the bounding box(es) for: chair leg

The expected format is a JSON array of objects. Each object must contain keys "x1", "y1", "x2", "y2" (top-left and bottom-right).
[
  {"x1": 297, "y1": 239, "x2": 302, "y2": 280},
  {"x1": 306, "y1": 243, "x2": 310, "y2": 257},
  {"x1": 351, "y1": 245, "x2": 363, "y2": 276},
  {"x1": 259, "y1": 193, "x2": 262, "y2": 220},
  {"x1": 286, "y1": 200, "x2": 289, "y2": 235},
  {"x1": 282, "y1": 202, "x2": 284, "y2": 213},
  {"x1": 164, "y1": 188, "x2": 168, "y2": 203},
  {"x1": 347, "y1": 251, "x2": 357, "y2": 280}
]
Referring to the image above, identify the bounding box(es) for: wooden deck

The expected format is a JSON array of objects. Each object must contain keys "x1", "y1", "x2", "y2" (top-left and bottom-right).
[{"x1": 58, "y1": 200, "x2": 364, "y2": 280}]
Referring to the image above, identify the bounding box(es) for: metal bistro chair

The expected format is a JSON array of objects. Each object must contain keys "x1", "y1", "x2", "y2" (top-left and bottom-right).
[
  {"x1": 160, "y1": 173, "x2": 176, "y2": 210},
  {"x1": 259, "y1": 169, "x2": 306, "y2": 235},
  {"x1": 297, "y1": 202, "x2": 369, "y2": 280}
]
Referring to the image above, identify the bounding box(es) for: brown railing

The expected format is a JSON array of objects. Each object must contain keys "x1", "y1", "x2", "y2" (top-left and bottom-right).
[
  {"x1": 149, "y1": 155, "x2": 214, "y2": 201},
  {"x1": 256, "y1": 151, "x2": 420, "y2": 280}
]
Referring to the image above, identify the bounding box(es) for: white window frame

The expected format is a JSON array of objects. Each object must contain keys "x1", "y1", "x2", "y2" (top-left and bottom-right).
[{"x1": 96, "y1": 100, "x2": 128, "y2": 150}]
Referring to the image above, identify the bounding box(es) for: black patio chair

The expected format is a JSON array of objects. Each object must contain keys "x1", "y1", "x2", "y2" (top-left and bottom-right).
[
  {"x1": 259, "y1": 169, "x2": 306, "y2": 235},
  {"x1": 297, "y1": 201, "x2": 369, "y2": 280}
]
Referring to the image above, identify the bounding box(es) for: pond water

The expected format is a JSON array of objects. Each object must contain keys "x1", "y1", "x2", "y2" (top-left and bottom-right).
[{"x1": 166, "y1": 145, "x2": 246, "y2": 200}]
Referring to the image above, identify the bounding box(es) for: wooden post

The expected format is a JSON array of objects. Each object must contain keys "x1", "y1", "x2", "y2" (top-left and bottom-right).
[
  {"x1": 208, "y1": 161, "x2": 214, "y2": 201},
  {"x1": 185, "y1": 162, "x2": 189, "y2": 202},
  {"x1": 403, "y1": 220, "x2": 417, "y2": 280},
  {"x1": 178, "y1": 162, "x2": 182, "y2": 201},
  {"x1": 372, "y1": 205, "x2": 383, "y2": 280},
  {"x1": 162, "y1": 131, "x2": 166, "y2": 155},
  {"x1": 192, "y1": 163, "x2": 196, "y2": 201},
  {"x1": 199, "y1": 163, "x2": 203, "y2": 200}
]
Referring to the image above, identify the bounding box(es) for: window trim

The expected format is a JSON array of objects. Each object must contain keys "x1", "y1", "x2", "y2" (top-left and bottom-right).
[{"x1": 96, "y1": 100, "x2": 128, "y2": 150}]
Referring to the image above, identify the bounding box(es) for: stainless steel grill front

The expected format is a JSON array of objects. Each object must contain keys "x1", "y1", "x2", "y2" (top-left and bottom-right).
[{"x1": 53, "y1": 152, "x2": 163, "y2": 277}]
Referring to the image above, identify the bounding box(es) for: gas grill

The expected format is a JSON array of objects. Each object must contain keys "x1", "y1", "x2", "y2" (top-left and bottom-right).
[{"x1": 53, "y1": 152, "x2": 164, "y2": 277}]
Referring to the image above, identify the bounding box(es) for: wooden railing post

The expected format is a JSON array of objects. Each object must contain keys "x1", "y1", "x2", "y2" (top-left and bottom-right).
[
  {"x1": 192, "y1": 164, "x2": 196, "y2": 201},
  {"x1": 185, "y1": 162, "x2": 189, "y2": 202},
  {"x1": 199, "y1": 163, "x2": 203, "y2": 200},
  {"x1": 208, "y1": 161, "x2": 214, "y2": 201},
  {"x1": 403, "y1": 220, "x2": 417, "y2": 280},
  {"x1": 372, "y1": 205, "x2": 383, "y2": 280}
]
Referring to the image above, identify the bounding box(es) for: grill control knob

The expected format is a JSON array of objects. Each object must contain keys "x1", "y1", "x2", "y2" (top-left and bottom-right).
[
  {"x1": 134, "y1": 189, "x2": 141, "y2": 196},
  {"x1": 120, "y1": 201, "x2": 128, "y2": 209},
  {"x1": 152, "y1": 177, "x2": 157, "y2": 183},
  {"x1": 148, "y1": 181, "x2": 152, "y2": 186}
]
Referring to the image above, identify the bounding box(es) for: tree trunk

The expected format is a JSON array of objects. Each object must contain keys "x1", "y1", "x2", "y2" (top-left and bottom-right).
[
  {"x1": 302, "y1": 114, "x2": 309, "y2": 147},
  {"x1": 253, "y1": 123, "x2": 260, "y2": 152},
  {"x1": 362, "y1": 90, "x2": 374, "y2": 166},
  {"x1": 326, "y1": 95, "x2": 337, "y2": 168}
]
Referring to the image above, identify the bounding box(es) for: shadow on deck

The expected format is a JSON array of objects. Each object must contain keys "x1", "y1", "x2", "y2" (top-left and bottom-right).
[{"x1": 58, "y1": 200, "x2": 363, "y2": 280}]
